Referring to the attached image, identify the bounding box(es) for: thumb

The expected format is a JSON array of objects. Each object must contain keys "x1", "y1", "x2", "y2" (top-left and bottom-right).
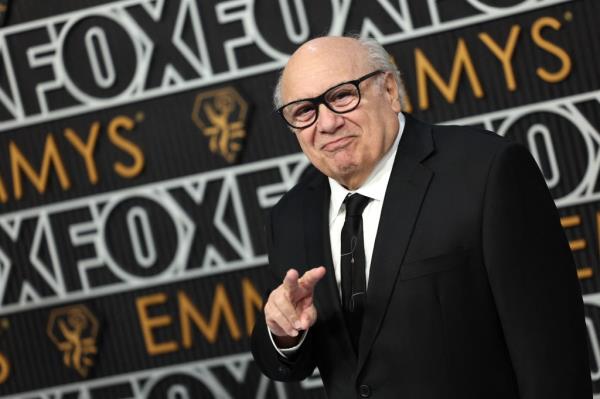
[{"x1": 299, "y1": 266, "x2": 326, "y2": 292}]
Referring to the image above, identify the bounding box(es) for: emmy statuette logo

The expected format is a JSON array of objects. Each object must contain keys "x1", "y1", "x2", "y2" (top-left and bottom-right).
[
  {"x1": 47, "y1": 305, "x2": 99, "y2": 377},
  {"x1": 191, "y1": 86, "x2": 248, "y2": 163}
]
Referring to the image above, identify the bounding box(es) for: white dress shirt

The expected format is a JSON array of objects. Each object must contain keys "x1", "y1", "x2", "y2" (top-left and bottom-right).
[
  {"x1": 328, "y1": 113, "x2": 405, "y2": 293},
  {"x1": 271, "y1": 113, "x2": 406, "y2": 356}
]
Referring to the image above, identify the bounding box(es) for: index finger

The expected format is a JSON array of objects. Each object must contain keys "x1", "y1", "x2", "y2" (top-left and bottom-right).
[
  {"x1": 299, "y1": 266, "x2": 326, "y2": 291},
  {"x1": 282, "y1": 269, "x2": 300, "y2": 294}
]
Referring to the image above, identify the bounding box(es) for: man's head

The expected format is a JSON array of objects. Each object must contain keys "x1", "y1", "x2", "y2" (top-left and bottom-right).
[{"x1": 275, "y1": 36, "x2": 405, "y2": 190}]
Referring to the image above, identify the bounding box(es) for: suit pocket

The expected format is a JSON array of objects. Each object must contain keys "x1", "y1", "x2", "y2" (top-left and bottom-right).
[{"x1": 399, "y1": 249, "x2": 469, "y2": 280}]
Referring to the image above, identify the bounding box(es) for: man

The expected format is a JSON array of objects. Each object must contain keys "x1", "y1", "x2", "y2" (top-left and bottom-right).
[{"x1": 251, "y1": 36, "x2": 590, "y2": 398}]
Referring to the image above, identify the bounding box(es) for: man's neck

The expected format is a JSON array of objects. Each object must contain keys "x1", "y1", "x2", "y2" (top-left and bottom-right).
[
  {"x1": 330, "y1": 112, "x2": 405, "y2": 192},
  {"x1": 339, "y1": 173, "x2": 369, "y2": 191}
]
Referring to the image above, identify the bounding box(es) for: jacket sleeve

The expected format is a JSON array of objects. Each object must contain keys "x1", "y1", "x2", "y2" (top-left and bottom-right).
[
  {"x1": 250, "y1": 207, "x2": 317, "y2": 382},
  {"x1": 481, "y1": 142, "x2": 591, "y2": 398}
]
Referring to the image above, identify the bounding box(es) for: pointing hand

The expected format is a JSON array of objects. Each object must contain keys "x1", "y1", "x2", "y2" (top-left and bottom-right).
[{"x1": 264, "y1": 266, "x2": 326, "y2": 345}]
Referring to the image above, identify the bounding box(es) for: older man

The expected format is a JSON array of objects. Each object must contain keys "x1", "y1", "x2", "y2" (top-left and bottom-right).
[{"x1": 250, "y1": 36, "x2": 590, "y2": 398}]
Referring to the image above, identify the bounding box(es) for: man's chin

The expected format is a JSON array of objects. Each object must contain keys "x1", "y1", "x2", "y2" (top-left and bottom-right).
[
  {"x1": 326, "y1": 163, "x2": 360, "y2": 182},
  {"x1": 311, "y1": 155, "x2": 359, "y2": 181}
]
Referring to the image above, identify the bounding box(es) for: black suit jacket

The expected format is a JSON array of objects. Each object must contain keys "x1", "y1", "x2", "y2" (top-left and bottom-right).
[{"x1": 251, "y1": 114, "x2": 591, "y2": 398}]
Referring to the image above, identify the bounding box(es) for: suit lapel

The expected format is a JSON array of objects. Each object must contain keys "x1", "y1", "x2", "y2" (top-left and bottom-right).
[{"x1": 357, "y1": 114, "x2": 435, "y2": 373}]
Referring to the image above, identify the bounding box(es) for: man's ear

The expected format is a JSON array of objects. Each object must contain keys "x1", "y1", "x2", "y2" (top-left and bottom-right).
[{"x1": 384, "y1": 73, "x2": 402, "y2": 113}]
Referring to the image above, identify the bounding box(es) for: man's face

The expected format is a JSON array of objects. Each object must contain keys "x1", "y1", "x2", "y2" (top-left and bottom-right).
[{"x1": 280, "y1": 38, "x2": 402, "y2": 189}]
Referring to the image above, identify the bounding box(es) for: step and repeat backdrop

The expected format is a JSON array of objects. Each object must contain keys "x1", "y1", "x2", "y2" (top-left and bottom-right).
[{"x1": 0, "y1": 0, "x2": 598, "y2": 397}]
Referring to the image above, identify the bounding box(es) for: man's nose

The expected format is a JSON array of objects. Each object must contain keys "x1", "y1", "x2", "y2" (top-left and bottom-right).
[{"x1": 316, "y1": 104, "x2": 344, "y2": 133}]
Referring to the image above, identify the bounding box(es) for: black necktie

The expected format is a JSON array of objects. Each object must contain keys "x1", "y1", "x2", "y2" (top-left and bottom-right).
[{"x1": 341, "y1": 193, "x2": 371, "y2": 353}]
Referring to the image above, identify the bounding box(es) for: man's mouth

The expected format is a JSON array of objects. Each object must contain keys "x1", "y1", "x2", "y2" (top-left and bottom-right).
[{"x1": 321, "y1": 136, "x2": 355, "y2": 151}]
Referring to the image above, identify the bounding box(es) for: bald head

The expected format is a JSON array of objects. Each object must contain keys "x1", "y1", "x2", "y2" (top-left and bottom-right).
[
  {"x1": 283, "y1": 37, "x2": 367, "y2": 98},
  {"x1": 289, "y1": 36, "x2": 368, "y2": 66},
  {"x1": 273, "y1": 36, "x2": 406, "y2": 110}
]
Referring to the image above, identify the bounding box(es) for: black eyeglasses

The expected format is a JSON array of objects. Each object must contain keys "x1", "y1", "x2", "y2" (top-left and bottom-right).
[{"x1": 277, "y1": 70, "x2": 385, "y2": 129}]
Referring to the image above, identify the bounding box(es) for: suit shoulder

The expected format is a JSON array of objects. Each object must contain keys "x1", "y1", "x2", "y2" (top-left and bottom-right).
[
  {"x1": 408, "y1": 115, "x2": 531, "y2": 175},
  {"x1": 422, "y1": 120, "x2": 527, "y2": 169},
  {"x1": 430, "y1": 122, "x2": 510, "y2": 154}
]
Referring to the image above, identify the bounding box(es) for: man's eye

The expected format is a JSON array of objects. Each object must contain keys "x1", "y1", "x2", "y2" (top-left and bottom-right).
[
  {"x1": 328, "y1": 88, "x2": 355, "y2": 105},
  {"x1": 333, "y1": 91, "x2": 351, "y2": 100},
  {"x1": 293, "y1": 105, "x2": 315, "y2": 119}
]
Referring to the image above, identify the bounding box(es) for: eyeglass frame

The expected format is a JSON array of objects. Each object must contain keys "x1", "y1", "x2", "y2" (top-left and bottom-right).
[{"x1": 276, "y1": 69, "x2": 386, "y2": 129}]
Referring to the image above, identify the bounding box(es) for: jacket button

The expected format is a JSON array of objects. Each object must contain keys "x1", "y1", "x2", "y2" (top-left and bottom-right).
[{"x1": 358, "y1": 384, "x2": 371, "y2": 398}]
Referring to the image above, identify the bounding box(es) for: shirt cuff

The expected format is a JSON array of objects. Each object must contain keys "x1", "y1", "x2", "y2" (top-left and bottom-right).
[{"x1": 268, "y1": 326, "x2": 308, "y2": 358}]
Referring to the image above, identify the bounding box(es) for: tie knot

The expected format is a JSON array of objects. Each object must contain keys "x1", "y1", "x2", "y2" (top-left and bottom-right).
[{"x1": 344, "y1": 193, "x2": 371, "y2": 216}]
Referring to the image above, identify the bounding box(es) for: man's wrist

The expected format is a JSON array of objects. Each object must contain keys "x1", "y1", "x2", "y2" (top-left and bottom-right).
[
  {"x1": 273, "y1": 333, "x2": 302, "y2": 348},
  {"x1": 268, "y1": 326, "x2": 309, "y2": 358}
]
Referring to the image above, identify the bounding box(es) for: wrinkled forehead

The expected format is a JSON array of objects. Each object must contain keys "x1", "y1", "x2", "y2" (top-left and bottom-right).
[{"x1": 280, "y1": 40, "x2": 371, "y2": 103}]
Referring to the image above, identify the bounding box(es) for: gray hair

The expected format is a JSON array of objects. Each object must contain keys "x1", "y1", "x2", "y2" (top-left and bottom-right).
[{"x1": 273, "y1": 36, "x2": 408, "y2": 110}]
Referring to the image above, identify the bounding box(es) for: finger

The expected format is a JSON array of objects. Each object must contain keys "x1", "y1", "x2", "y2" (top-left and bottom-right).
[
  {"x1": 264, "y1": 302, "x2": 288, "y2": 336},
  {"x1": 272, "y1": 291, "x2": 302, "y2": 330},
  {"x1": 267, "y1": 288, "x2": 301, "y2": 330},
  {"x1": 297, "y1": 296, "x2": 316, "y2": 330},
  {"x1": 299, "y1": 304, "x2": 317, "y2": 330},
  {"x1": 298, "y1": 294, "x2": 313, "y2": 310},
  {"x1": 266, "y1": 302, "x2": 298, "y2": 337},
  {"x1": 282, "y1": 269, "x2": 300, "y2": 295},
  {"x1": 264, "y1": 302, "x2": 283, "y2": 335},
  {"x1": 299, "y1": 266, "x2": 326, "y2": 291}
]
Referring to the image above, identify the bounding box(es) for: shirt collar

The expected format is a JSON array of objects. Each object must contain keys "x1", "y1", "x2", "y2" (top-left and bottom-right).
[{"x1": 328, "y1": 113, "x2": 405, "y2": 223}]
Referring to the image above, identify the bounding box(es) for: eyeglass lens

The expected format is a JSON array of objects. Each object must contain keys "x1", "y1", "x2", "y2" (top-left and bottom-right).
[{"x1": 282, "y1": 83, "x2": 360, "y2": 128}]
